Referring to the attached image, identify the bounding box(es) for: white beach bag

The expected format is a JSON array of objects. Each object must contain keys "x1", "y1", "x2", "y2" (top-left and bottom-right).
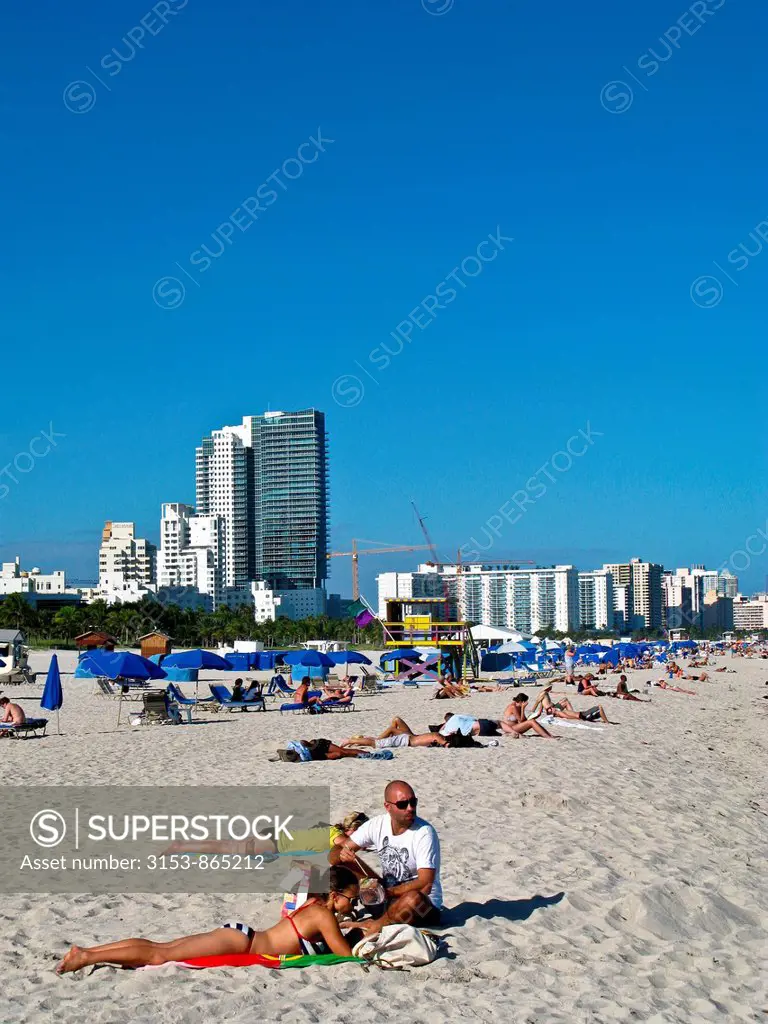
[{"x1": 352, "y1": 924, "x2": 439, "y2": 968}]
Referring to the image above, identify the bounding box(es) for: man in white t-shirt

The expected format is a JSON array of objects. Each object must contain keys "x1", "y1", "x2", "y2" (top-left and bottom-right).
[{"x1": 337, "y1": 780, "x2": 442, "y2": 934}]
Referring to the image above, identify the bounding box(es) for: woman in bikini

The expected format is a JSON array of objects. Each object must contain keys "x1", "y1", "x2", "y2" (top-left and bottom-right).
[{"x1": 56, "y1": 866, "x2": 360, "y2": 974}]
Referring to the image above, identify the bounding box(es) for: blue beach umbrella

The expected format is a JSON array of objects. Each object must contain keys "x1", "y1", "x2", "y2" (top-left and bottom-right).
[
  {"x1": 327, "y1": 651, "x2": 372, "y2": 665},
  {"x1": 41, "y1": 654, "x2": 63, "y2": 734},
  {"x1": 379, "y1": 648, "x2": 422, "y2": 665},
  {"x1": 81, "y1": 650, "x2": 167, "y2": 681},
  {"x1": 162, "y1": 649, "x2": 233, "y2": 671},
  {"x1": 282, "y1": 650, "x2": 335, "y2": 668}
]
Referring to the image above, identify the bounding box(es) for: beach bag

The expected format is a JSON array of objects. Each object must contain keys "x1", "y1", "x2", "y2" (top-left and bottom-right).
[{"x1": 352, "y1": 924, "x2": 439, "y2": 967}]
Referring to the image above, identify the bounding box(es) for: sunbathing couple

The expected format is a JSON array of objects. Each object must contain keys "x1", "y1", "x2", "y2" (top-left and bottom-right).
[
  {"x1": 57, "y1": 782, "x2": 441, "y2": 974},
  {"x1": 294, "y1": 677, "x2": 355, "y2": 710},
  {"x1": 341, "y1": 694, "x2": 559, "y2": 749},
  {"x1": 433, "y1": 673, "x2": 503, "y2": 699}
]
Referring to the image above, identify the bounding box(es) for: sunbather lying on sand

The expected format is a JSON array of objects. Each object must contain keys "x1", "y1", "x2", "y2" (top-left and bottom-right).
[
  {"x1": 341, "y1": 717, "x2": 451, "y2": 749},
  {"x1": 530, "y1": 686, "x2": 611, "y2": 723},
  {"x1": 162, "y1": 812, "x2": 370, "y2": 859},
  {"x1": 55, "y1": 866, "x2": 360, "y2": 974},
  {"x1": 652, "y1": 680, "x2": 696, "y2": 694}
]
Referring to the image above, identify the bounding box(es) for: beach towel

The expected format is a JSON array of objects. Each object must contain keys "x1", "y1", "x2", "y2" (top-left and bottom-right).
[
  {"x1": 141, "y1": 952, "x2": 366, "y2": 970},
  {"x1": 539, "y1": 715, "x2": 603, "y2": 730}
]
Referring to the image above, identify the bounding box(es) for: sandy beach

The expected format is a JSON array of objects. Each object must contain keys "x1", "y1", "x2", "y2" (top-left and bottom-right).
[{"x1": 2, "y1": 650, "x2": 767, "y2": 1024}]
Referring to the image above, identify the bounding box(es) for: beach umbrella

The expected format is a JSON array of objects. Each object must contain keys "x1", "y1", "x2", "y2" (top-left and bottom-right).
[
  {"x1": 40, "y1": 654, "x2": 63, "y2": 735},
  {"x1": 379, "y1": 648, "x2": 422, "y2": 665},
  {"x1": 282, "y1": 650, "x2": 335, "y2": 668},
  {"x1": 327, "y1": 651, "x2": 372, "y2": 665},
  {"x1": 162, "y1": 649, "x2": 233, "y2": 671},
  {"x1": 81, "y1": 650, "x2": 167, "y2": 680},
  {"x1": 80, "y1": 650, "x2": 166, "y2": 728},
  {"x1": 496, "y1": 641, "x2": 530, "y2": 655}
]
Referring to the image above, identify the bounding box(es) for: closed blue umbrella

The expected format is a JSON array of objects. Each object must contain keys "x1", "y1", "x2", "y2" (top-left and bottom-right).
[
  {"x1": 162, "y1": 649, "x2": 233, "y2": 671},
  {"x1": 41, "y1": 654, "x2": 63, "y2": 734}
]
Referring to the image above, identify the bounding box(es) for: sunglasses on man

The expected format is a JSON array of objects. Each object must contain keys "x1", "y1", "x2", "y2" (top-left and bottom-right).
[{"x1": 389, "y1": 797, "x2": 418, "y2": 810}]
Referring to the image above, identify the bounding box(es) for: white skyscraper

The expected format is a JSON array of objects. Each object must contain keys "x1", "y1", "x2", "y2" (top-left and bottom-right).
[
  {"x1": 378, "y1": 563, "x2": 579, "y2": 635},
  {"x1": 158, "y1": 503, "x2": 194, "y2": 588},
  {"x1": 578, "y1": 569, "x2": 614, "y2": 630},
  {"x1": 195, "y1": 424, "x2": 251, "y2": 591}
]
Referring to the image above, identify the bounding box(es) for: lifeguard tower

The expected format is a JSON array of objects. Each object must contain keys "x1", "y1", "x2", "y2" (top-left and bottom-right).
[{"x1": 381, "y1": 597, "x2": 479, "y2": 681}]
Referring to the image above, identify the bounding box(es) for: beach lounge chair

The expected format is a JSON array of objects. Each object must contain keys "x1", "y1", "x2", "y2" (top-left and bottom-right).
[
  {"x1": 167, "y1": 683, "x2": 215, "y2": 707},
  {"x1": 279, "y1": 692, "x2": 355, "y2": 714},
  {"x1": 265, "y1": 676, "x2": 296, "y2": 700},
  {"x1": 139, "y1": 689, "x2": 181, "y2": 725},
  {"x1": 94, "y1": 677, "x2": 120, "y2": 698},
  {"x1": 0, "y1": 718, "x2": 48, "y2": 739},
  {"x1": 209, "y1": 684, "x2": 266, "y2": 712}
]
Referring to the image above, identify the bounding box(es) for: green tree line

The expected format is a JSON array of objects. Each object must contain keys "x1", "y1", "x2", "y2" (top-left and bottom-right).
[{"x1": 0, "y1": 594, "x2": 383, "y2": 649}]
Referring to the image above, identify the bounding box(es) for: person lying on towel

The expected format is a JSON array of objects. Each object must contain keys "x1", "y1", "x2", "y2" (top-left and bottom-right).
[{"x1": 55, "y1": 866, "x2": 360, "y2": 974}]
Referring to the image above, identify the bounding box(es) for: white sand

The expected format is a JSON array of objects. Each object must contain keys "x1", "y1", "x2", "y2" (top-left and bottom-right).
[{"x1": 2, "y1": 650, "x2": 767, "y2": 1023}]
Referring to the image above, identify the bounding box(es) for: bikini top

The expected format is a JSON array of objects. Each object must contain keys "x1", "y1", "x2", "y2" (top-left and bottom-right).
[{"x1": 286, "y1": 900, "x2": 328, "y2": 956}]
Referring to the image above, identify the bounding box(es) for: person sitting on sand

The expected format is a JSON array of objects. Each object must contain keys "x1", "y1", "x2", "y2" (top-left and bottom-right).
[
  {"x1": 335, "y1": 781, "x2": 442, "y2": 934},
  {"x1": 530, "y1": 686, "x2": 611, "y2": 723},
  {"x1": 56, "y1": 866, "x2": 361, "y2": 974},
  {"x1": 432, "y1": 672, "x2": 468, "y2": 699},
  {"x1": 497, "y1": 695, "x2": 558, "y2": 738},
  {"x1": 0, "y1": 697, "x2": 25, "y2": 736},
  {"x1": 612, "y1": 676, "x2": 650, "y2": 702}
]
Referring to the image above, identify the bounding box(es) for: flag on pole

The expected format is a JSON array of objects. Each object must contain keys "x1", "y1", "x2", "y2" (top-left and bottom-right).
[{"x1": 349, "y1": 599, "x2": 374, "y2": 628}]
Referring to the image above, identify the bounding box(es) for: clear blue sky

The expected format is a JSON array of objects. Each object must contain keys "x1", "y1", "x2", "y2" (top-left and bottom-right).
[{"x1": 2, "y1": 0, "x2": 766, "y2": 600}]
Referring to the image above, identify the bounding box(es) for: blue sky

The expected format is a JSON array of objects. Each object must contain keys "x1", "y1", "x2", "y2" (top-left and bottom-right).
[{"x1": 2, "y1": 0, "x2": 766, "y2": 600}]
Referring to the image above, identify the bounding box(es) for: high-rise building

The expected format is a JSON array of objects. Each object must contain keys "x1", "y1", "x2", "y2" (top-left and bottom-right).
[
  {"x1": 578, "y1": 569, "x2": 614, "y2": 630},
  {"x1": 377, "y1": 563, "x2": 579, "y2": 635},
  {"x1": 733, "y1": 594, "x2": 768, "y2": 631},
  {"x1": 158, "y1": 503, "x2": 194, "y2": 588},
  {"x1": 718, "y1": 570, "x2": 738, "y2": 598},
  {"x1": 664, "y1": 567, "x2": 738, "y2": 630},
  {"x1": 195, "y1": 424, "x2": 250, "y2": 591},
  {"x1": 98, "y1": 522, "x2": 156, "y2": 603},
  {"x1": 195, "y1": 410, "x2": 329, "y2": 610},
  {"x1": 603, "y1": 558, "x2": 663, "y2": 631}
]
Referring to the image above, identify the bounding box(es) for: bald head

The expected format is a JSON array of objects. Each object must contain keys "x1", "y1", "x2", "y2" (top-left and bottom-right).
[{"x1": 384, "y1": 780, "x2": 414, "y2": 803}]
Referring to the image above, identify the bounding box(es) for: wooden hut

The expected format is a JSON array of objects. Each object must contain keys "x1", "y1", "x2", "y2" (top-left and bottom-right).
[
  {"x1": 74, "y1": 630, "x2": 117, "y2": 651},
  {"x1": 138, "y1": 632, "x2": 172, "y2": 659}
]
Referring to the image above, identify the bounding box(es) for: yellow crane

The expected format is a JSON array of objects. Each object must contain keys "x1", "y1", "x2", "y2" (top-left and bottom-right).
[{"x1": 327, "y1": 540, "x2": 431, "y2": 600}]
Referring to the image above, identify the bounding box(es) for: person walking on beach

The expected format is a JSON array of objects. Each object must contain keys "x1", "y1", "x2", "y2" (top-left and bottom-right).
[
  {"x1": 335, "y1": 781, "x2": 443, "y2": 934},
  {"x1": 564, "y1": 645, "x2": 576, "y2": 684}
]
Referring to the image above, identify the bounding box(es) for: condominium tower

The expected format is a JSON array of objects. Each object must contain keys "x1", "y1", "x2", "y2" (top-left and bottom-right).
[
  {"x1": 377, "y1": 563, "x2": 580, "y2": 634},
  {"x1": 196, "y1": 410, "x2": 329, "y2": 597}
]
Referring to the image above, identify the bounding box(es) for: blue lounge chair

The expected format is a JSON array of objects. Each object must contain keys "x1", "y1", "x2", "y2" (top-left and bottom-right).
[
  {"x1": 209, "y1": 684, "x2": 265, "y2": 712},
  {"x1": 167, "y1": 683, "x2": 215, "y2": 706},
  {"x1": 279, "y1": 691, "x2": 326, "y2": 714},
  {"x1": 0, "y1": 718, "x2": 48, "y2": 738},
  {"x1": 266, "y1": 676, "x2": 296, "y2": 699}
]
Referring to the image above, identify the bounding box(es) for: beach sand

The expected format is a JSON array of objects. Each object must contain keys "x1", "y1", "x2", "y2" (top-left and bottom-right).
[{"x1": 2, "y1": 650, "x2": 767, "y2": 1023}]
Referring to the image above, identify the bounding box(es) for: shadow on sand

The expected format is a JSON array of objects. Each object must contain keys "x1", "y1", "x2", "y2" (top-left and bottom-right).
[{"x1": 442, "y1": 892, "x2": 566, "y2": 928}]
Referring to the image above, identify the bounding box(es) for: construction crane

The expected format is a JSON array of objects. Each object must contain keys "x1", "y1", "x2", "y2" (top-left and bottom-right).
[{"x1": 327, "y1": 540, "x2": 431, "y2": 600}]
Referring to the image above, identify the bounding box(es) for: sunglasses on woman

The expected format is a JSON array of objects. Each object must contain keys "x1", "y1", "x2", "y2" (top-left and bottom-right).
[{"x1": 390, "y1": 797, "x2": 418, "y2": 810}]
